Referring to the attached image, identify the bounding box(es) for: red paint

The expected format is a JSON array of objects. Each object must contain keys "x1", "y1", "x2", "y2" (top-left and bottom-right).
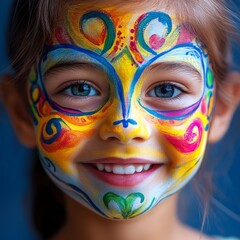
[
  {"x1": 82, "y1": 24, "x2": 107, "y2": 46},
  {"x1": 41, "y1": 128, "x2": 80, "y2": 152},
  {"x1": 129, "y1": 41, "x2": 144, "y2": 63},
  {"x1": 55, "y1": 26, "x2": 69, "y2": 43}
]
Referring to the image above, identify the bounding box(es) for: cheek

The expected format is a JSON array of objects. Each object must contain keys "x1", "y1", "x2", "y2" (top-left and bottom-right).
[
  {"x1": 147, "y1": 96, "x2": 210, "y2": 170},
  {"x1": 35, "y1": 114, "x2": 96, "y2": 173},
  {"x1": 32, "y1": 94, "x2": 107, "y2": 174}
]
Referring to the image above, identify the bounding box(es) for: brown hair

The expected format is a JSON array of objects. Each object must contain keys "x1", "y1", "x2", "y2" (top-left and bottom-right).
[{"x1": 6, "y1": 0, "x2": 235, "y2": 238}]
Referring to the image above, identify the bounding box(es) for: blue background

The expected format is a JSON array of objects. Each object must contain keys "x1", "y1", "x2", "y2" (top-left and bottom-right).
[{"x1": 0, "y1": 1, "x2": 239, "y2": 239}]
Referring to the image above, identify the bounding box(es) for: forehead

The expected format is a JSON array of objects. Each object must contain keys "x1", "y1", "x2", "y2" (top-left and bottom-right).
[{"x1": 47, "y1": 3, "x2": 205, "y2": 71}]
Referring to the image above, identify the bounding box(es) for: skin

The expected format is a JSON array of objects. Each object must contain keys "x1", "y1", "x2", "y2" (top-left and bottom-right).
[
  {"x1": 2, "y1": 1, "x2": 240, "y2": 240},
  {"x1": 29, "y1": 3, "x2": 214, "y2": 221}
]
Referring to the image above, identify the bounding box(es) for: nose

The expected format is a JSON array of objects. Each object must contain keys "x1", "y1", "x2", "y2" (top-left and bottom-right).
[{"x1": 98, "y1": 105, "x2": 151, "y2": 144}]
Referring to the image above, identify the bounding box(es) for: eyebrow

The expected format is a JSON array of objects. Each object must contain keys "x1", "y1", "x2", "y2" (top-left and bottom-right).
[
  {"x1": 45, "y1": 61, "x2": 103, "y2": 78},
  {"x1": 145, "y1": 62, "x2": 202, "y2": 81}
]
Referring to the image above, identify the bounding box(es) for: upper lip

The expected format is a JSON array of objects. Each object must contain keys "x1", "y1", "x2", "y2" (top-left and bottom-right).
[{"x1": 81, "y1": 157, "x2": 163, "y2": 165}]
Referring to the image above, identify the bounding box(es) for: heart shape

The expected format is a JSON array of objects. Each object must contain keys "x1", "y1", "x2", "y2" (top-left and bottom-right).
[
  {"x1": 149, "y1": 34, "x2": 165, "y2": 50},
  {"x1": 103, "y1": 192, "x2": 145, "y2": 219}
]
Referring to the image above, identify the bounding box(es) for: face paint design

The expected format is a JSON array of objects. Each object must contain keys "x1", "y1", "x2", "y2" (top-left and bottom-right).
[{"x1": 28, "y1": 5, "x2": 214, "y2": 219}]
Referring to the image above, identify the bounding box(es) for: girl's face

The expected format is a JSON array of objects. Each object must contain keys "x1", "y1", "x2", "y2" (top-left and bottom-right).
[{"x1": 28, "y1": 3, "x2": 214, "y2": 219}]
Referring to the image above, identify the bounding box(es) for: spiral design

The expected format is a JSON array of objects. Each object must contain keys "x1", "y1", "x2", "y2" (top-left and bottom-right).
[
  {"x1": 164, "y1": 118, "x2": 204, "y2": 153},
  {"x1": 41, "y1": 118, "x2": 69, "y2": 145}
]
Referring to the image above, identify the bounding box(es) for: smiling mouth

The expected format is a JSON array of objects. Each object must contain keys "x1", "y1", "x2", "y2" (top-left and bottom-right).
[
  {"x1": 92, "y1": 163, "x2": 153, "y2": 174},
  {"x1": 81, "y1": 158, "x2": 164, "y2": 188}
]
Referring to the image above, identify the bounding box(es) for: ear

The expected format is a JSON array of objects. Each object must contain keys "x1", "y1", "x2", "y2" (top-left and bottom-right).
[
  {"x1": 209, "y1": 72, "x2": 240, "y2": 143},
  {"x1": 1, "y1": 75, "x2": 36, "y2": 147}
]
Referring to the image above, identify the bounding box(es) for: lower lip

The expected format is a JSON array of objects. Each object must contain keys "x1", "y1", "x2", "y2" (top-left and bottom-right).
[{"x1": 83, "y1": 164, "x2": 162, "y2": 188}]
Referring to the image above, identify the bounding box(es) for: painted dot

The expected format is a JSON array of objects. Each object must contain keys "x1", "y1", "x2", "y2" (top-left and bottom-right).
[
  {"x1": 207, "y1": 69, "x2": 214, "y2": 88},
  {"x1": 205, "y1": 124, "x2": 209, "y2": 131},
  {"x1": 119, "y1": 25, "x2": 122, "y2": 28},
  {"x1": 201, "y1": 98, "x2": 207, "y2": 115},
  {"x1": 130, "y1": 29, "x2": 135, "y2": 33},
  {"x1": 32, "y1": 87, "x2": 40, "y2": 103}
]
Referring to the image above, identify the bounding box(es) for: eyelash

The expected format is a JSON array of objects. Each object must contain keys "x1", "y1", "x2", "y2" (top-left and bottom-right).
[
  {"x1": 57, "y1": 80, "x2": 100, "y2": 97},
  {"x1": 146, "y1": 81, "x2": 188, "y2": 99}
]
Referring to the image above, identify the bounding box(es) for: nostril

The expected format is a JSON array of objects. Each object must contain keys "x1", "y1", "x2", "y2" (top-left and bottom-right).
[
  {"x1": 134, "y1": 137, "x2": 145, "y2": 142},
  {"x1": 108, "y1": 136, "x2": 118, "y2": 141}
]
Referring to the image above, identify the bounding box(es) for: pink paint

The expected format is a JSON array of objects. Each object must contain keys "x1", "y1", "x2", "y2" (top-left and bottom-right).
[
  {"x1": 149, "y1": 34, "x2": 165, "y2": 50},
  {"x1": 201, "y1": 98, "x2": 207, "y2": 115},
  {"x1": 176, "y1": 25, "x2": 195, "y2": 45},
  {"x1": 164, "y1": 118, "x2": 203, "y2": 153}
]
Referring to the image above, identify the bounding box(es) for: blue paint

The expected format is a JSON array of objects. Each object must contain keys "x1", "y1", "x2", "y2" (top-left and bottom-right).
[
  {"x1": 41, "y1": 118, "x2": 69, "y2": 145},
  {"x1": 113, "y1": 118, "x2": 137, "y2": 128},
  {"x1": 41, "y1": 156, "x2": 108, "y2": 218},
  {"x1": 137, "y1": 11, "x2": 172, "y2": 55},
  {"x1": 127, "y1": 43, "x2": 208, "y2": 120},
  {"x1": 42, "y1": 157, "x2": 56, "y2": 172},
  {"x1": 35, "y1": 42, "x2": 209, "y2": 125},
  {"x1": 38, "y1": 44, "x2": 127, "y2": 119}
]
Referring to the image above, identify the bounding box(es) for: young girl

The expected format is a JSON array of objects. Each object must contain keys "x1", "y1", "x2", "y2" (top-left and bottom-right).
[{"x1": 2, "y1": 0, "x2": 240, "y2": 239}]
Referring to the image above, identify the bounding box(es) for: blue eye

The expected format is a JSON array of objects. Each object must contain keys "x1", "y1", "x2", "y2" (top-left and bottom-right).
[
  {"x1": 63, "y1": 82, "x2": 99, "y2": 97},
  {"x1": 148, "y1": 84, "x2": 182, "y2": 98}
]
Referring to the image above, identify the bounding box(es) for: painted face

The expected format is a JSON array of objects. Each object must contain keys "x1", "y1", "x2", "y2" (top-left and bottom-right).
[{"x1": 28, "y1": 4, "x2": 214, "y2": 219}]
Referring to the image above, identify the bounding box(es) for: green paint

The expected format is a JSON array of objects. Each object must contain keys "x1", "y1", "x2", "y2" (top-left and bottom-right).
[
  {"x1": 207, "y1": 69, "x2": 213, "y2": 88},
  {"x1": 103, "y1": 192, "x2": 145, "y2": 219}
]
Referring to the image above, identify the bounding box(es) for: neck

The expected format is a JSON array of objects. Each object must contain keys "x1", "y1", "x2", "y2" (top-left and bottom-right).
[{"x1": 54, "y1": 194, "x2": 185, "y2": 240}]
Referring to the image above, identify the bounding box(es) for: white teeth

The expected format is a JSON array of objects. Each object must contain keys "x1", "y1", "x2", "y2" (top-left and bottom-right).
[
  {"x1": 143, "y1": 164, "x2": 151, "y2": 171},
  {"x1": 112, "y1": 165, "x2": 124, "y2": 174},
  {"x1": 105, "y1": 165, "x2": 112, "y2": 173},
  {"x1": 94, "y1": 164, "x2": 152, "y2": 174},
  {"x1": 125, "y1": 165, "x2": 135, "y2": 174},
  {"x1": 96, "y1": 163, "x2": 104, "y2": 171},
  {"x1": 136, "y1": 165, "x2": 143, "y2": 172}
]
